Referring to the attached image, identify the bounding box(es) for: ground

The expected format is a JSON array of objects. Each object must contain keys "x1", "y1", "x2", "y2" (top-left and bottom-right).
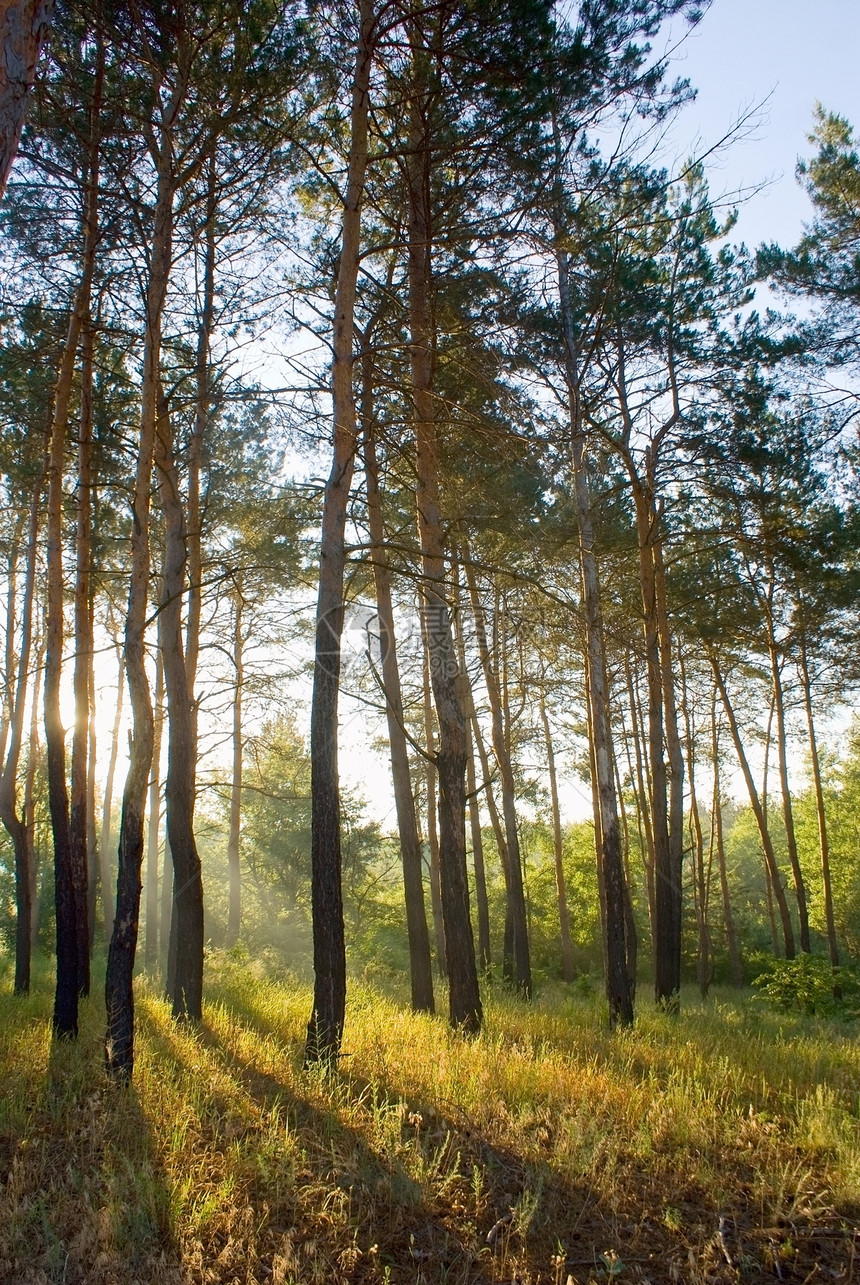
[{"x1": 0, "y1": 956, "x2": 858, "y2": 1284}]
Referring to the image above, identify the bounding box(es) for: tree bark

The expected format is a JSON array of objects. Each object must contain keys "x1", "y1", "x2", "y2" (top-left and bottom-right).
[
  {"x1": 422, "y1": 639, "x2": 446, "y2": 976},
  {"x1": 106, "y1": 50, "x2": 184, "y2": 1077},
  {"x1": 144, "y1": 645, "x2": 164, "y2": 971},
  {"x1": 452, "y1": 572, "x2": 491, "y2": 973},
  {"x1": 158, "y1": 390, "x2": 204, "y2": 1022},
  {"x1": 680, "y1": 656, "x2": 711, "y2": 998},
  {"x1": 798, "y1": 630, "x2": 839, "y2": 971},
  {"x1": 464, "y1": 556, "x2": 531, "y2": 996},
  {"x1": 306, "y1": 0, "x2": 374, "y2": 1065},
  {"x1": 539, "y1": 687, "x2": 574, "y2": 982},
  {"x1": 99, "y1": 628, "x2": 122, "y2": 944},
  {"x1": 407, "y1": 14, "x2": 480, "y2": 1034},
  {"x1": 225, "y1": 585, "x2": 243, "y2": 949},
  {"x1": 766, "y1": 626, "x2": 810, "y2": 951},
  {"x1": 710, "y1": 688, "x2": 743, "y2": 986},
  {"x1": 362, "y1": 376, "x2": 434, "y2": 1011},
  {"x1": 710, "y1": 654, "x2": 796, "y2": 959},
  {"x1": 555, "y1": 225, "x2": 632, "y2": 1028},
  {"x1": 0, "y1": 473, "x2": 42, "y2": 994},
  {"x1": 0, "y1": 0, "x2": 53, "y2": 199}
]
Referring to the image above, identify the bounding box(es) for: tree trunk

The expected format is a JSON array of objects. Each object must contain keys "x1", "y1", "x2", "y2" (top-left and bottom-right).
[
  {"x1": 225, "y1": 586, "x2": 243, "y2": 949},
  {"x1": 539, "y1": 687, "x2": 574, "y2": 982},
  {"x1": 767, "y1": 629, "x2": 810, "y2": 951},
  {"x1": 710, "y1": 654, "x2": 796, "y2": 959},
  {"x1": 555, "y1": 227, "x2": 632, "y2": 1028},
  {"x1": 625, "y1": 654, "x2": 656, "y2": 939},
  {"x1": 362, "y1": 375, "x2": 434, "y2": 1010},
  {"x1": 70, "y1": 304, "x2": 97, "y2": 989},
  {"x1": 422, "y1": 640, "x2": 446, "y2": 976},
  {"x1": 452, "y1": 571, "x2": 490, "y2": 973},
  {"x1": 0, "y1": 474, "x2": 42, "y2": 994},
  {"x1": 106, "y1": 59, "x2": 183, "y2": 1077},
  {"x1": 0, "y1": 0, "x2": 53, "y2": 199},
  {"x1": 710, "y1": 689, "x2": 743, "y2": 986},
  {"x1": 680, "y1": 656, "x2": 711, "y2": 998},
  {"x1": 158, "y1": 389, "x2": 204, "y2": 1022},
  {"x1": 407, "y1": 16, "x2": 480, "y2": 1034},
  {"x1": 464, "y1": 556, "x2": 530, "y2": 997},
  {"x1": 305, "y1": 0, "x2": 374, "y2": 1065},
  {"x1": 798, "y1": 631, "x2": 839, "y2": 971},
  {"x1": 630, "y1": 478, "x2": 680, "y2": 1008},
  {"x1": 144, "y1": 646, "x2": 164, "y2": 971},
  {"x1": 99, "y1": 629, "x2": 122, "y2": 944}
]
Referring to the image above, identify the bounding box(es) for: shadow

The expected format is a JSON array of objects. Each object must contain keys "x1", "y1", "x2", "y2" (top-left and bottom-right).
[{"x1": 0, "y1": 989, "x2": 182, "y2": 1285}]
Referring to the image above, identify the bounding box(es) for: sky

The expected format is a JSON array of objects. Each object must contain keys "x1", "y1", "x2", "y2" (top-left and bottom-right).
[{"x1": 666, "y1": 0, "x2": 860, "y2": 251}]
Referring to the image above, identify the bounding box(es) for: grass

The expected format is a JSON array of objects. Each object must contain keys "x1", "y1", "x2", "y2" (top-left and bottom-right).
[{"x1": 1, "y1": 956, "x2": 859, "y2": 1283}]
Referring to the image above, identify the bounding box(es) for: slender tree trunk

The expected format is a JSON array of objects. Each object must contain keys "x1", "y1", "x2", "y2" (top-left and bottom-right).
[
  {"x1": 25, "y1": 637, "x2": 43, "y2": 949},
  {"x1": 422, "y1": 640, "x2": 446, "y2": 976},
  {"x1": 452, "y1": 572, "x2": 490, "y2": 973},
  {"x1": 629, "y1": 479, "x2": 680, "y2": 1008},
  {"x1": 184, "y1": 149, "x2": 217, "y2": 713},
  {"x1": 539, "y1": 688, "x2": 574, "y2": 982},
  {"x1": 225, "y1": 587, "x2": 243, "y2": 949},
  {"x1": 99, "y1": 630, "x2": 122, "y2": 944},
  {"x1": 710, "y1": 689, "x2": 743, "y2": 986},
  {"x1": 0, "y1": 474, "x2": 42, "y2": 994},
  {"x1": 555, "y1": 223, "x2": 632, "y2": 1028},
  {"x1": 469, "y1": 683, "x2": 511, "y2": 966},
  {"x1": 625, "y1": 654, "x2": 656, "y2": 938},
  {"x1": 144, "y1": 646, "x2": 164, "y2": 971},
  {"x1": 306, "y1": 0, "x2": 374, "y2": 1064},
  {"x1": 362, "y1": 377, "x2": 433, "y2": 1010},
  {"x1": 464, "y1": 558, "x2": 530, "y2": 996},
  {"x1": 407, "y1": 16, "x2": 480, "y2": 1034},
  {"x1": 680, "y1": 657, "x2": 711, "y2": 997},
  {"x1": 710, "y1": 654, "x2": 796, "y2": 959},
  {"x1": 70, "y1": 302, "x2": 97, "y2": 990},
  {"x1": 767, "y1": 631, "x2": 810, "y2": 951},
  {"x1": 798, "y1": 632, "x2": 839, "y2": 970},
  {"x1": 106, "y1": 59, "x2": 183, "y2": 1077},
  {"x1": 0, "y1": 0, "x2": 54, "y2": 199},
  {"x1": 157, "y1": 390, "x2": 204, "y2": 1022}
]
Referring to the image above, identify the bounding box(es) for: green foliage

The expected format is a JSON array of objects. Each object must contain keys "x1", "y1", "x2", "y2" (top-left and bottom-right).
[{"x1": 752, "y1": 954, "x2": 860, "y2": 1018}]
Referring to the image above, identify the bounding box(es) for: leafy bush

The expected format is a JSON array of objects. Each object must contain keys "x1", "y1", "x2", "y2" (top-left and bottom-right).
[{"x1": 752, "y1": 953, "x2": 860, "y2": 1017}]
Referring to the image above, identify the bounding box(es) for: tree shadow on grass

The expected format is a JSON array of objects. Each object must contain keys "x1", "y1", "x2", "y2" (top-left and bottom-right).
[{"x1": 0, "y1": 997, "x2": 181, "y2": 1285}]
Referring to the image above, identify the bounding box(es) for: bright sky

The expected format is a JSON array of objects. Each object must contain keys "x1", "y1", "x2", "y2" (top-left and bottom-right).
[{"x1": 669, "y1": 0, "x2": 860, "y2": 250}]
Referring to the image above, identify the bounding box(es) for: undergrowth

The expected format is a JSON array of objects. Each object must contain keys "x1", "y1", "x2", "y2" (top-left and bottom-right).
[{"x1": 1, "y1": 955, "x2": 858, "y2": 1284}]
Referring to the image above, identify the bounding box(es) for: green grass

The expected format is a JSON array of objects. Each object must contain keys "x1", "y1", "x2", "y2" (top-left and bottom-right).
[{"x1": 1, "y1": 955, "x2": 859, "y2": 1283}]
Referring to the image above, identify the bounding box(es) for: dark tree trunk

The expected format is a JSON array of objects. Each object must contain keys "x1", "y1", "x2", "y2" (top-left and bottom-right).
[
  {"x1": 767, "y1": 630, "x2": 810, "y2": 952},
  {"x1": 362, "y1": 376, "x2": 434, "y2": 1011},
  {"x1": 99, "y1": 629, "x2": 122, "y2": 944},
  {"x1": 106, "y1": 56, "x2": 183, "y2": 1077},
  {"x1": 306, "y1": 0, "x2": 374, "y2": 1066},
  {"x1": 0, "y1": 476, "x2": 42, "y2": 994},
  {"x1": 422, "y1": 640, "x2": 446, "y2": 976},
  {"x1": 798, "y1": 632, "x2": 839, "y2": 971},
  {"x1": 144, "y1": 646, "x2": 164, "y2": 971},
  {"x1": 710, "y1": 654, "x2": 796, "y2": 960},
  {"x1": 539, "y1": 688, "x2": 574, "y2": 983},
  {"x1": 225, "y1": 586, "x2": 243, "y2": 949},
  {"x1": 452, "y1": 573, "x2": 491, "y2": 973},
  {"x1": 555, "y1": 222, "x2": 632, "y2": 1028},
  {"x1": 464, "y1": 557, "x2": 531, "y2": 997},
  {"x1": 710, "y1": 690, "x2": 743, "y2": 986},
  {"x1": 157, "y1": 390, "x2": 204, "y2": 1022}
]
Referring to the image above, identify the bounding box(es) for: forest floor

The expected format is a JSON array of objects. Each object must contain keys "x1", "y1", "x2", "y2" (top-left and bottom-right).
[{"x1": 0, "y1": 955, "x2": 859, "y2": 1285}]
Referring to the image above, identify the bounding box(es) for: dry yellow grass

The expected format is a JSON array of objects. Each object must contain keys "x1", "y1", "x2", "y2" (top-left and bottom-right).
[{"x1": 1, "y1": 955, "x2": 858, "y2": 1284}]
